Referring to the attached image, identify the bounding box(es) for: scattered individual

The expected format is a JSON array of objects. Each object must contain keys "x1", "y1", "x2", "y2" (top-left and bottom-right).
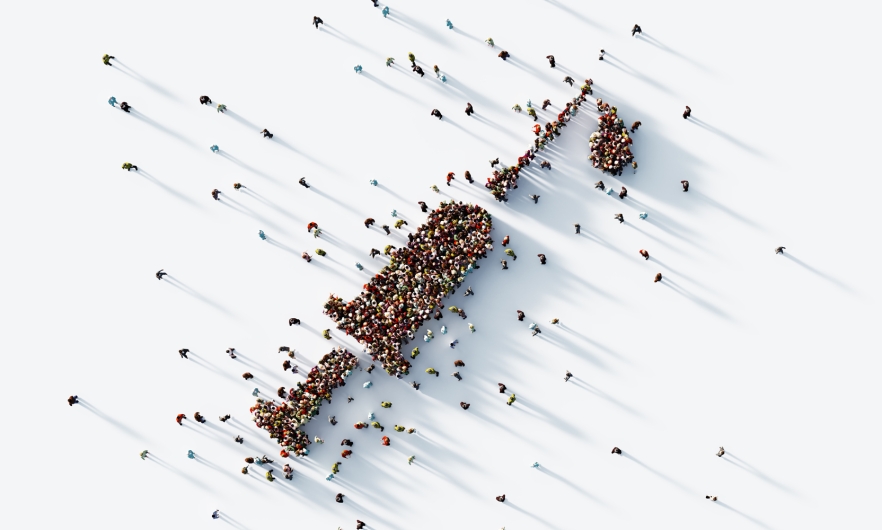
[
  {"x1": 631, "y1": 120, "x2": 642, "y2": 132},
  {"x1": 598, "y1": 49, "x2": 605, "y2": 61},
  {"x1": 260, "y1": 128, "x2": 273, "y2": 138},
  {"x1": 313, "y1": 16, "x2": 323, "y2": 29},
  {"x1": 564, "y1": 370, "x2": 573, "y2": 382},
  {"x1": 654, "y1": 272, "x2": 663, "y2": 283},
  {"x1": 299, "y1": 177, "x2": 310, "y2": 188},
  {"x1": 140, "y1": 450, "x2": 149, "y2": 460},
  {"x1": 499, "y1": 383, "x2": 507, "y2": 393},
  {"x1": 156, "y1": 269, "x2": 167, "y2": 280},
  {"x1": 68, "y1": 395, "x2": 79, "y2": 406},
  {"x1": 465, "y1": 103, "x2": 474, "y2": 116},
  {"x1": 529, "y1": 194, "x2": 540, "y2": 204},
  {"x1": 212, "y1": 510, "x2": 220, "y2": 520},
  {"x1": 179, "y1": 348, "x2": 189, "y2": 359},
  {"x1": 775, "y1": 246, "x2": 785, "y2": 255},
  {"x1": 199, "y1": 95, "x2": 212, "y2": 105},
  {"x1": 431, "y1": 109, "x2": 443, "y2": 120},
  {"x1": 563, "y1": 76, "x2": 574, "y2": 86},
  {"x1": 683, "y1": 106, "x2": 692, "y2": 119},
  {"x1": 614, "y1": 213, "x2": 624, "y2": 224},
  {"x1": 546, "y1": 55, "x2": 556, "y2": 68},
  {"x1": 538, "y1": 254, "x2": 547, "y2": 265},
  {"x1": 496, "y1": 495, "x2": 506, "y2": 502},
  {"x1": 119, "y1": 101, "x2": 132, "y2": 113},
  {"x1": 102, "y1": 54, "x2": 115, "y2": 66},
  {"x1": 452, "y1": 371, "x2": 462, "y2": 381},
  {"x1": 574, "y1": 223, "x2": 581, "y2": 234},
  {"x1": 516, "y1": 310, "x2": 525, "y2": 321},
  {"x1": 681, "y1": 180, "x2": 689, "y2": 192},
  {"x1": 121, "y1": 162, "x2": 138, "y2": 171},
  {"x1": 619, "y1": 186, "x2": 628, "y2": 199},
  {"x1": 217, "y1": 104, "x2": 227, "y2": 113},
  {"x1": 717, "y1": 446, "x2": 725, "y2": 457},
  {"x1": 639, "y1": 249, "x2": 649, "y2": 260},
  {"x1": 632, "y1": 24, "x2": 642, "y2": 36},
  {"x1": 612, "y1": 447, "x2": 622, "y2": 454},
  {"x1": 460, "y1": 402, "x2": 470, "y2": 410},
  {"x1": 595, "y1": 181, "x2": 605, "y2": 191},
  {"x1": 212, "y1": 189, "x2": 221, "y2": 200},
  {"x1": 498, "y1": 50, "x2": 510, "y2": 60},
  {"x1": 706, "y1": 496, "x2": 718, "y2": 502}
]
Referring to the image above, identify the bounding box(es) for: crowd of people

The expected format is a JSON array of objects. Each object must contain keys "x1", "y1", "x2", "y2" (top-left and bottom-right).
[
  {"x1": 323, "y1": 201, "x2": 493, "y2": 376},
  {"x1": 249, "y1": 347, "x2": 359, "y2": 455},
  {"x1": 484, "y1": 80, "x2": 624, "y2": 202},
  {"x1": 589, "y1": 101, "x2": 637, "y2": 175}
]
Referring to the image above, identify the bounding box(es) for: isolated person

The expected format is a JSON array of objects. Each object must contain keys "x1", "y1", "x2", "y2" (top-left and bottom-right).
[
  {"x1": 156, "y1": 269, "x2": 167, "y2": 280},
  {"x1": 564, "y1": 370, "x2": 573, "y2": 382},
  {"x1": 288, "y1": 317, "x2": 300, "y2": 326},
  {"x1": 619, "y1": 186, "x2": 628, "y2": 199},
  {"x1": 498, "y1": 50, "x2": 510, "y2": 60},
  {"x1": 446, "y1": 19, "x2": 453, "y2": 29},
  {"x1": 516, "y1": 310, "x2": 525, "y2": 321},
  {"x1": 639, "y1": 249, "x2": 650, "y2": 260},
  {"x1": 121, "y1": 162, "x2": 138, "y2": 171},
  {"x1": 299, "y1": 177, "x2": 310, "y2": 188},
  {"x1": 217, "y1": 103, "x2": 227, "y2": 113},
  {"x1": 140, "y1": 450, "x2": 149, "y2": 460},
  {"x1": 210, "y1": 144, "x2": 219, "y2": 153},
  {"x1": 102, "y1": 54, "x2": 115, "y2": 66},
  {"x1": 258, "y1": 230, "x2": 266, "y2": 240},
  {"x1": 382, "y1": 6, "x2": 389, "y2": 17},
  {"x1": 200, "y1": 95, "x2": 212, "y2": 105},
  {"x1": 546, "y1": 55, "x2": 556, "y2": 68},
  {"x1": 614, "y1": 213, "x2": 624, "y2": 224},
  {"x1": 632, "y1": 24, "x2": 642, "y2": 36},
  {"x1": 563, "y1": 76, "x2": 575, "y2": 86},
  {"x1": 775, "y1": 246, "x2": 786, "y2": 255},
  {"x1": 654, "y1": 272, "x2": 663, "y2": 283},
  {"x1": 179, "y1": 348, "x2": 189, "y2": 359},
  {"x1": 68, "y1": 395, "x2": 79, "y2": 406},
  {"x1": 211, "y1": 189, "x2": 221, "y2": 200},
  {"x1": 612, "y1": 447, "x2": 622, "y2": 454},
  {"x1": 683, "y1": 106, "x2": 692, "y2": 119},
  {"x1": 212, "y1": 510, "x2": 220, "y2": 520},
  {"x1": 595, "y1": 180, "x2": 605, "y2": 191},
  {"x1": 313, "y1": 16, "x2": 323, "y2": 28},
  {"x1": 233, "y1": 182, "x2": 245, "y2": 190},
  {"x1": 386, "y1": 57, "x2": 395, "y2": 67},
  {"x1": 496, "y1": 495, "x2": 506, "y2": 503},
  {"x1": 537, "y1": 253, "x2": 547, "y2": 265},
  {"x1": 465, "y1": 103, "x2": 474, "y2": 116},
  {"x1": 631, "y1": 120, "x2": 642, "y2": 132},
  {"x1": 681, "y1": 180, "x2": 689, "y2": 192},
  {"x1": 574, "y1": 223, "x2": 581, "y2": 234},
  {"x1": 528, "y1": 194, "x2": 540, "y2": 204},
  {"x1": 460, "y1": 402, "x2": 470, "y2": 410},
  {"x1": 598, "y1": 49, "x2": 605, "y2": 60},
  {"x1": 301, "y1": 252, "x2": 311, "y2": 262},
  {"x1": 705, "y1": 495, "x2": 718, "y2": 501},
  {"x1": 717, "y1": 446, "x2": 725, "y2": 457},
  {"x1": 431, "y1": 109, "x2": 443, "y2": 119},
  {"x1": 260, "y1": 128, "x2": 273, "y2": 138}
]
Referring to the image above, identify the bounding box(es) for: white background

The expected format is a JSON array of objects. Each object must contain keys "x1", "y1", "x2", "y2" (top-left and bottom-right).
[{"x1": 1, "y1": 0, "x2": 879, "y2": 528}]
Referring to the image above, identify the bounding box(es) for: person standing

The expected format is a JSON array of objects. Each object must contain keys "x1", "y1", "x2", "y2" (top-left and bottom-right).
[
  {"x1": 611, "y1": 447, "x2": 622, "y2": 454},
  {"x1": 574, "y1": 223, "x2": 581, "y2": 234},
  {"x1": 212, "y1": 510, "x2": 220, "y2": 519},
  {"x1": 564, "y1": 370, "x2": 573, "y2": 382},
  {"x1": 199, "y1": 95, "x2": 212, "y2": 105},
  {"x1": 614, "y1": 213, "x2": 624, "y2": 224},
  {"x1": 313, "y1": 16, "x2": 323, "y2": 29},
  {"x1": 299, "y1": 177, "x2": 310, "y2": 188},
  {"x1": 639, "y1": 249, "x2": 649, "y2": 260},
  {"x1": 681, "y1": 180, "x2": 689, "y2": 192},
  {"x1": 683, "y1": 106, "x2": 692, "y2": 119},
  {"x1": 102, "y1": 54, "x2": 115, "y2": 66},
  {"x1": 776, "y1": 246, "x2": 786, "y2": 255},
  {"x1": 431, "y1": 109, "x2": 443, "y2": 119},
  {"x1": 654, "y1": 272, "x2": 663, "y2": 283},
  {"x1": 632, "y1": 24, "x2": 642, "y2": 36},
  {"x1": 546, "y1": 55, "x2": 556, "y2": 68},
  {"x1": 179, "y1": 348, "x2": 189, "y2": 359},
  {"x1": 465, "y1": 103, "x2": 474, "y2": 116},
  {"x1": 496, "y1": 495, "x2": 506, "y2": 502},
  {"x1": 68, "y1": 395, "x2": 79, "y2": 406},
  {"x1": 156, "y1": 269, "x2": 167, "y2": 280},
  {"x1": 717, "y1": 446, "x2": 725, "y2": 457}
]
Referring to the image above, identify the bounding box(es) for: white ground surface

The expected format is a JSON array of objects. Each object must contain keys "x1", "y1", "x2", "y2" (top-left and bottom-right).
[{"x1": 2, "y1": 0, "x2": 880, "y2": 528}]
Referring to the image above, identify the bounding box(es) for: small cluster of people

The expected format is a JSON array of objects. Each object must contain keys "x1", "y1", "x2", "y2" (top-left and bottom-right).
[
  {"x1": 485, "y1": 85, "x2": 593, "y2": 202},
  {"x1": 249, "y1": 347, "x2": 359, "y2": 454},
  {"x1": 589, "y1": 101, "x2": 637, "y2": 175},
  {"x1": 323, "y1": 202, "x2": 493, "y2": 376}
]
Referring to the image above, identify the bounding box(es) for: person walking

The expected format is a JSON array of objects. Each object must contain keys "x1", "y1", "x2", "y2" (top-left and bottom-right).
[
  {"x1": 313, "y1": 16, "x2": 323, "y2": 29},
  {"x1": 595, "y1": 180, "x2": 605, "y2": 191},
  {"x1": 564, "y1": 370, "x2": 573, "y2": 382},
  {"x1": 496, "y1": 495, "x2": 506, "y2": 502},
  {"x1": 775, "y1": 246, "x2": 786, "y2": 255},
  {"x1": 68, "y1": 395, "x2": 79, "y2": 406},
  {"x1": 217, "y1": 104, "x2": 227, "y2": 113},
  {"x1": 156, "y1": 269, "x2": 167, "y2": 280},
  {"x1": 631, "y1": 120, "x2": 642, "y2": 132},
  {"x1": 200, "y1": 95, "x2": 212, "y2": 105},
  {"x1": 619, "y1": 186, "x2": 628, "y2": 199},
  {"x1": 260, "y1": 128, "x2": 273, "y2": 138},
  {"x1": 431, "y1": 109, "x2": 443, "y2": 119},
  {"x1": 598, "y1": 49, "x2": 605, "y2": 61},
  {"x1": 632, "y1": 24, "x2": 642, "y2": 36},
  {"x1": 108, "y1": 96, "x2": 117, "y2": 107},
  {"x1": 210, "y1": 144, "x2": 219, "y2": 153},
  {"x1": 517, "y1": 310, "x2": 525, "y2": 321},
  {"x1": 528, "y1": 194, "x2": 540, "y2": 204},
  {"x1": 102, "y1": 54, "x2": 115, "y2": 66},
  {"x1": 121, "y1": 162, "x2": 138, "y2": 171},
  {"x1": 465, "y1": 103, "x2": 474, "y2": 116},
  {"x1": 382, "y1": 6, "x2": 390, "y2": 17},
  {"x1": 683, "y1": 106, "x2": 692, "y2": 119},
  {"x1": 258, "y1": 230, "x2": 266, "y2": 240},
  {"x1": 574, "y1": 223, "x2": 581, "y2": 234},
  {"x1": 612, "y1": 447, "x2": 622, "y2": 454},
  {"x1": 140, "y1": 450, "x2": 149, "y2": 460},
  {"x1": 705, "y1": 495, "x2": 718, "y2": 501},
  {"x1": 460, "y1": 402, "x2": 470, "y2": 410},
  {"x1": 546, "y1": 55, "x2": 556, "y2": 68},
  {"x1": 538, "y1": 253, "x2": 547, "y2": 265},
  {"x1": 563, "y1": 76, "x2": 575, "y2": 86},
  {"x1": 654, "y1": 272, "x2": 663, "y2": 283},
  {"x1": 681, "y1": 180, "x2": 689, "y2": 192},
  {"x1": 614, "y1": 213, "x2": 624, "y2": 224},
  {"x1": 717, "y1": 446, "x2": 725, "y2": 457},
  {"x1": 119, "y1": 101, "x2": 132, "y2": 113},
  {"x1": 446, "y1": 19, "x2": 453, "y2": 29},
  {"x1": 212, "y1": 510, "x2": 220, "y2": 520},
  {"x1": 179, "y1": 348, "x2": 189, "y2": 359},
  {"x1": 639, "y1": 249, "x2": 649, "y2": 260}
]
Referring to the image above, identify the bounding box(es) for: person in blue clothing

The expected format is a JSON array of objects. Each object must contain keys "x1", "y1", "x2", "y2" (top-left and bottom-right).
[
  {"x1": 354, "y1": 65, "x2": 363, "y2": 74},
  {"x1": 446, "y1": 19, "x2": 453, "y2": 29},
  {"x1": 108, "y1": 96, "x2": 117, "y2": 107},
  {"x1": 210, "y1": 145, "x2": 219, "y2": 153},
  {"x1": 187, "y1": 450, "x2": 195, "y2": 459},
  {"x1": 382, "y1": 6, "x2": 389, "y2": 17},
  {"x1": 211, "y1": 510, "x2": 220, "y2": 519},
  {"x1": 259, "y1": 230, "x2": 266, "y2": 240}
]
